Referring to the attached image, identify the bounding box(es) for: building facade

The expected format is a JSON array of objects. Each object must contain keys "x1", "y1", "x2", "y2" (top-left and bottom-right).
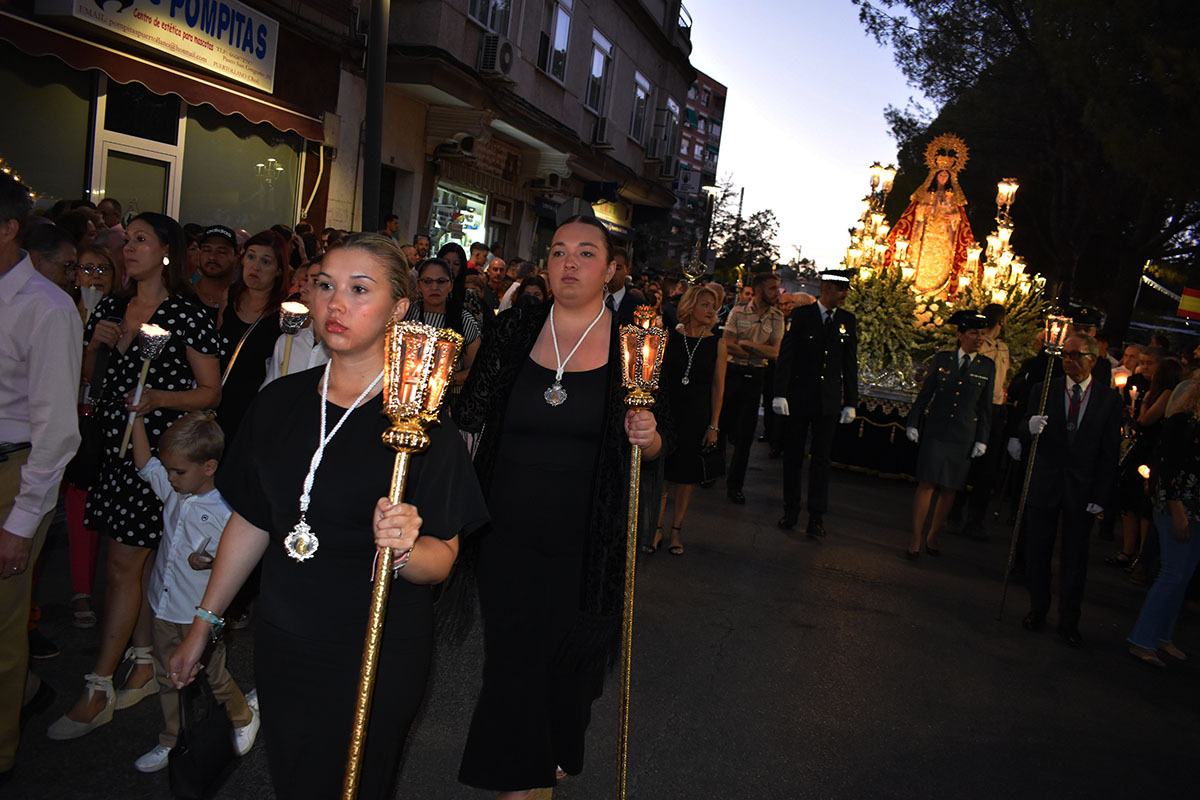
[{"x1": 671, "y1": 67, "x2": 725, "y2": 266}]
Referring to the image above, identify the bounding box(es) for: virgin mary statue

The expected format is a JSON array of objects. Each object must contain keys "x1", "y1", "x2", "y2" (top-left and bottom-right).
[{"x1": 884, "y1": 133, "x2": 977, "y2": 297}]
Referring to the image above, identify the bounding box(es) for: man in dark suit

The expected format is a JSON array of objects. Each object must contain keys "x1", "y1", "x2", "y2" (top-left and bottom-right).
[
  {"x1": 1020, "y1": 334, "x2": 1121, "y2": 646},
  {"x1": 605, "y1": 248, "x2": 646, "y2": 325},
  {"x1": 772, "y1": 269, "x2": 858, "y2": 538}
]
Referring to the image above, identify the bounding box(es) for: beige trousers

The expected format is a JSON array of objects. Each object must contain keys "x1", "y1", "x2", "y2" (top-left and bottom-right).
[
  {"x1": 151, "y1": 618, "x2": 253, "y2": 747},
  {"x1": 0, "y1": 451, "x2": 51, "y2": 772}
]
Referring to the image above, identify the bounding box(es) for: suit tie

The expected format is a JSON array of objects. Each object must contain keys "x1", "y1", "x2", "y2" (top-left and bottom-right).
[
  {"x1": 605, "y1": 294, "x2": 615, "y2": 311},
  {"x1": 959, "y1": 354, "x2": 970, "y2": 377},
  {"x1": 824, "y1": 308, "x2": 834, "y2": 333},
  {"x1": 1068, "y1": 383, "x2": 1083, "y2": 431}
]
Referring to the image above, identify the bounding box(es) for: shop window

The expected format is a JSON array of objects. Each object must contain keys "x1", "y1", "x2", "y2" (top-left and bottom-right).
[
  {"x1": 585, "y1": 29, "x2": 613, "y2": 113},
  {"x1": 178, "y1": 104, "x2": 301, "y2": 232},
  {"x1": 537, "y1": 0, "x2": 572, "y2": 82},
  {"x1": 0, "y1": 42, "x2": 91, "y2": 208},
  {"x1": 104, "y1": 81, "x2": 181, "y2": 146},
  {"x1": 430, "y1": 182, "x2": 488, "y2": 254},
  {"x1": 629, "y1": 71, "x2": 650, "y2": 142},
  {"x1": 469, "y1": 0, "x2": 511, "y2": 34}
]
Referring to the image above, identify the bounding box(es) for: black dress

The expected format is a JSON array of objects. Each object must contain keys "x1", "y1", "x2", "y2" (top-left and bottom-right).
[
  {"x1": 663, "y1": 331, "x2": 719, "y2": 484},
  {"x1": 84, "y1": 294, "x2": 222, "y2": 547},
  {"x1": 459, "y1": 358, "x2": 609, "y2": 791},
  {"x1": 217, "y1": 368, "x2": 488, "y2": 800},
  {"x1": 216, "y1": 297, "x2": 280, "y2": 442}
]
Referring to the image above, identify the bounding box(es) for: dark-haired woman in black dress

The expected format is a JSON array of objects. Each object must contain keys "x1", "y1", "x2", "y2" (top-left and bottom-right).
[
  {"x1": 652, "y1": 284, "x2": 727, "y2": 555},
  {"x1": 454, "y1": 216, "x2": 667, "y2": 799}
]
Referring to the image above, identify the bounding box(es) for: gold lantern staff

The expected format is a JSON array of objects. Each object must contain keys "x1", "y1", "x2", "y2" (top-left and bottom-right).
[
  {"x1": 279, "y1": 301, "x2": 310, "y2": 376},
  {"x1": 616, "y1": 306, "x2": 667, "y2": 800},
  {"x1": 997, "y1": 311, "x2": 1072, "y2": 619},
  {"x1": 117, "y1": 323, "x2": 172, "y2": 458},
  {"x1": 341, "y1": 320, "x2": 462, "y2": 800}
]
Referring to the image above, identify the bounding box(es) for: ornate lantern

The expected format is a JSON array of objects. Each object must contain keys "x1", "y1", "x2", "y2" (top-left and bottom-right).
[{"x1": 1044, "y1": 312, "x2": 1072, "y2": 356}]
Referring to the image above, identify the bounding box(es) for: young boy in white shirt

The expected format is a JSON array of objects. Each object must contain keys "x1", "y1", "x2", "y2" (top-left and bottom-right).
[{"x1": 129, "y1": 412, "x2": 259, "y2": 773}]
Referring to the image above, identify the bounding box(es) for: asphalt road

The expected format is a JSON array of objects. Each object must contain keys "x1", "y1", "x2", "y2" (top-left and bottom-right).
[{"x1": 12, "y1": 441, "x2": 1200, "y2": 799}]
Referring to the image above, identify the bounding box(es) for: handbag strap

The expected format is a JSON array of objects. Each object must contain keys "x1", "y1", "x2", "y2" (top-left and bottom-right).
[
  {"x1": 176, "y1": 668, "x2": 215, "y2": 730},
  {"x1": 220, "y1": 312, "x2": 265, "y2": 386}
]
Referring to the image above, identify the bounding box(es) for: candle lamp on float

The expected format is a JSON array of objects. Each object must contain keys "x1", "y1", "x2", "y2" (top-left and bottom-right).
[
  {"x1": 615, "y1": 304, "x2": 666, "y2": 800},
  {"x1": 341, "y1": 320, "x2": 462, "y2": 800},
  {"x1": 998, "y1": 310, "x2": 1072, "y2": 618}
]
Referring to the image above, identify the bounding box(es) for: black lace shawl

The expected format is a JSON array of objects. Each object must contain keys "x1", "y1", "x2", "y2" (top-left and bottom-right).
[{"x1": 447, "y1": 300, "x2": 673, "y2": 670}]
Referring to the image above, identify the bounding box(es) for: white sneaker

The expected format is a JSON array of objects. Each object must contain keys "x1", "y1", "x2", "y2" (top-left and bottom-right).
[
  {"x1": 134, "y1": 744, "x2": 172, "y2": 773},
  {"x1": 233, "y1": 703, "x2": 260, "y2": 756}
]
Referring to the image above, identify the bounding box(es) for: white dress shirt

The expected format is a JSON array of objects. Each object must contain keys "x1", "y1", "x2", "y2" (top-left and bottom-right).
[
  {"x1": 1064, "y1": 374, "x2": 1093, "y2": 425},
  {"x1": 261, "y1": 327, "x2": 330, "y2": 387},
  {"x1": 140, "y1": 457, "x2": 232, "y2": 624},
  {"x1": 0, "y1": 254, "x2": 83, "y2": 537},
  {"x1": 609, "y1": 285, "x2": 627, "y2": 310}
]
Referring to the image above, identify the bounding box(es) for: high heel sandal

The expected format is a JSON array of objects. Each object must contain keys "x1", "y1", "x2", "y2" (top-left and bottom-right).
[
  {"x1": 641, "y1": 527, "x2": 663, "y2": 554},
  {"x1": 46, "y1": 673, "x2": 114, "y2": 740},
  {"x1": 668, "y1": 526, "x2": 684, "y2": 556},
  {"x1": 115, "y1": 646, "x2": 159, "y2": 710}
]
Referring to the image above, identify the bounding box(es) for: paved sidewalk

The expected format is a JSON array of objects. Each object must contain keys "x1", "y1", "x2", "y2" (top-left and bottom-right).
[{"x1": 12, "y1": 443, "x2": 1200, "y2": 798}]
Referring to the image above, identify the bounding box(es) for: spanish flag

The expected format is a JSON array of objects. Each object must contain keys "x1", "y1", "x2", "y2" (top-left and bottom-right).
[{"x1": 1179, "y1": 287, "x2": 1200, "y2": 320}]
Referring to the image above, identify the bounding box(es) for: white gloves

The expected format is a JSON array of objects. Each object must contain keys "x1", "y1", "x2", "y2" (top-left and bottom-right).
[
  {"x1": 839, "y1": 406, "x2": 856, "y2": 424},
  {"x1": 906, "y1": 426, "x2": 919, "y2": 443},
  {"x1": 772, "y1": 396, "x2": 789, "y2": 416},
  {"x1": 1007, "y1": 437, "x2": 1022, "y2": 461},
  {"x1": 1086, "y1": 503, "x2": 1103, "y2": 515},
  {"x1": 970, "y1": 442, "x2": 987, "y2": 458},
  {"x1": 1028, "y1": 415, "x2": 1049, "y2": 435}
]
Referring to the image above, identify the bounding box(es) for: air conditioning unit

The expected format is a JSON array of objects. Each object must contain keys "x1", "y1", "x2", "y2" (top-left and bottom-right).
[
  {"x1": 532, "y1": 173, "x2": 563, "y2": 191},
  {"x1": 645, "y1": 137, "x2": 662, "y2": 161},
  {"x1": 478, "y1": 33, "x2": 517, "y2": 79},
  {"x1": 659, "y1": 156, "x2": 680, "y2": 180},
  {"x1": 592, "y1": 117, "x2": 613, "y2": 149}
]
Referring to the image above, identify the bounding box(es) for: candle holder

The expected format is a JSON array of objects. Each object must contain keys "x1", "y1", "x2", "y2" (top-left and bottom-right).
[
  {"x1": 117, "y1": 324, "x2": 171, "y2": 458},
  {"x1": 278, "y1": 301, "x2": 310, "y2": 376},
  {"x1": 342, "y1": 320, "x2": 461, "y2": 800},
  {"x1": 79, "y1": 286, "x2": 104, "y2": 328},
  {"x1": 615, "y1": 307, "x2": 666, "y2": 800},
  {"x1": 998, "y1": 310, "x2": 1072, "y2": 619}
]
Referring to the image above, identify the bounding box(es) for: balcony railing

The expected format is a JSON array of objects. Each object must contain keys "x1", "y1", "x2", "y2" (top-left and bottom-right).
[{"x1": 679, "y1": 4, "x2": 693, "y2": 34}]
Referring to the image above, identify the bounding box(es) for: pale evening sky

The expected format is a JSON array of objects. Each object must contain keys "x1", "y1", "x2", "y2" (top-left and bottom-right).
[{"x1": 685, "y1": 0, "x2": 924, "y2": 269}]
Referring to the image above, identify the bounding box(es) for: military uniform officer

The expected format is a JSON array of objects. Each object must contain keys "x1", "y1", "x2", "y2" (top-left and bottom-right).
[
  {"x1": 772, "y1": 269, "x2": 858, "y2": 538},
  {"x1": 904, "y1": 311, "x2": 995, "y2": 558}
]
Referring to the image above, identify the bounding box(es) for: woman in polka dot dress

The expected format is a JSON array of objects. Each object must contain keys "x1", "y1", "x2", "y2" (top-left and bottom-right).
[{"x1": 47, "y1": 213, "x2": 223, "y2": 740}]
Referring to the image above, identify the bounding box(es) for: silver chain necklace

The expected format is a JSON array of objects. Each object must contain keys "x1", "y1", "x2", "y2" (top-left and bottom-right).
[
  {"x1": 284, "y1": 362, "x2": 385, "y2": 562},
  {"x1": 680, "y1": 330, "x2": 705, "y2": 386},
  {"x1": 544, "y1": 303, "x2": 607, "y2": 406}
]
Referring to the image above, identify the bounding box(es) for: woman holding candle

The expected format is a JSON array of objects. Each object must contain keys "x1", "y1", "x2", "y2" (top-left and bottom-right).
[
  {"x1": 48, "y1": 213, "x2": 222, "y2": 740},
  {"x1": 168, "y1": 234, "x2": 487, "y2": 799},
  {"x1": 452, "y1": 215, "x2": 668, "y2": 797},
  {"x1": 405, "y1": 257, "x2": 481, "y2": 391},
  {"x1": 216, "y1": 229, "x2": 290, "y2": 442}
]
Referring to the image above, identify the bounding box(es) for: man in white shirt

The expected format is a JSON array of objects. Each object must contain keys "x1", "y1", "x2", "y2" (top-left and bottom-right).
[
  {"x1": 0, "y1": 174, "x2": 83, "y2": 781},
  {"x1": 499, "y1": 259, "x2": 536, "y2": 312}
]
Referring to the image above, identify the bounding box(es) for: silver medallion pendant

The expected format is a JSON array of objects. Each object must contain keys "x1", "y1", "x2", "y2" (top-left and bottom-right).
[
  {"x1": 544, "y1": 381, "x2": 568, "y2": 406},
  {"x1": 681, "y1": 376, "x2": 690, "y2": 386},
  {"x1": 284, "y1": 517, "x2": 320, "y2": 562},
  {"x1": 1066, "y1": 421, "x2": 1076, "y2": 432}
]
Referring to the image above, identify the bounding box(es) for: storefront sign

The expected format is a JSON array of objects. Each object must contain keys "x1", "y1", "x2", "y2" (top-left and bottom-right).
[
  {"x1": 37, "y1": 0, "x2": 279, "y2": 92},
  {"x1": 592, "y1": 200, "x2": 633, "y2": 238},
  {"x1": 473, "y1": 137, "x2": 521, "y2": 184}
]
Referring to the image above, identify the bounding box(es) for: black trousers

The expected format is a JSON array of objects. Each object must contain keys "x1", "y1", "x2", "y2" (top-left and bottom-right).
[
  {"x1": 761, "y1": 361, "x2": 779, "y2": 443},
  {"x1": 719, "y1": 365, "x2": 764, "y2": 493},
  {"x1": 953, "y1": 404, "x2": 1008, "y2": 525},
  {"x1": 781, "y1": 412, "x2": 838, "y2": 515},
  {"x1": 1025, "y1": 504, "x2": 1094, "y2": 627}
]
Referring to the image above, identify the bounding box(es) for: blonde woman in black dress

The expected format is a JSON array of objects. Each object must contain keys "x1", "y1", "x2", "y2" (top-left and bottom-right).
[
  {"x1": 170, "y1": 235, "x2": 487, "y2": 799},
  {"x1": 651, "y1": 284, "x2": 726, "y2": 555}
]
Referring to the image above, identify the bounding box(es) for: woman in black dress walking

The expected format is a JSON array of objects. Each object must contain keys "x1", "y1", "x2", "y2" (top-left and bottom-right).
[
  {"x1": 170, "y1": 235, "x2": 488, "y2": 799},
  {"x1": 453, "y1": 216, "x2": 666, "y2": 798},
  {"x1": 49, "y1": 213, "x2": 222, "y2": 740},
  {"x1": 651, "y1": 284, "x2": 726, "y2": 555}
]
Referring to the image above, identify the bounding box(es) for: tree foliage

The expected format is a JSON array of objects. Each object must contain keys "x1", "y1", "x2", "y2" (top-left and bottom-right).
[{"x1": 855, "y1": 0, "x2": 1200, "y2": 340}]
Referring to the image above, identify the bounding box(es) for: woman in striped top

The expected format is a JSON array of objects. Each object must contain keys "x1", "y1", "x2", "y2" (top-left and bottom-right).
[{"x1": 406, "y1": 257, "x2": 480, "y2": 391}]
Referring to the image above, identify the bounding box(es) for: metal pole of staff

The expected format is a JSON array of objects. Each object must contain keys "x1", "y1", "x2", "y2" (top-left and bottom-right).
[{"x1": 997, "y1": 313, "x2": 1072, "y2": 620}]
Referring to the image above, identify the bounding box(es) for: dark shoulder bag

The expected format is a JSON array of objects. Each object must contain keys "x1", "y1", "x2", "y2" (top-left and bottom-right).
[{"x1": 168, "y1": 673, "x2": 236, "y2": 800}]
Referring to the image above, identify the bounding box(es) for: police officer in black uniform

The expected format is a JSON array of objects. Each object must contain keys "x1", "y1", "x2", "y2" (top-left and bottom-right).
[
  {"x1": 772, "y1": 269, "x2": 858, "y2": 538},
  {"x1": 905, "y1": 310, "x2": 995, "y2": 558}
]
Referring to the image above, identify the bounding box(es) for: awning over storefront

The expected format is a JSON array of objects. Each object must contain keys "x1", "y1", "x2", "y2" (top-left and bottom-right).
[{"x1": 0, "y1": 11, "x2": 324, "y2": 141}]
